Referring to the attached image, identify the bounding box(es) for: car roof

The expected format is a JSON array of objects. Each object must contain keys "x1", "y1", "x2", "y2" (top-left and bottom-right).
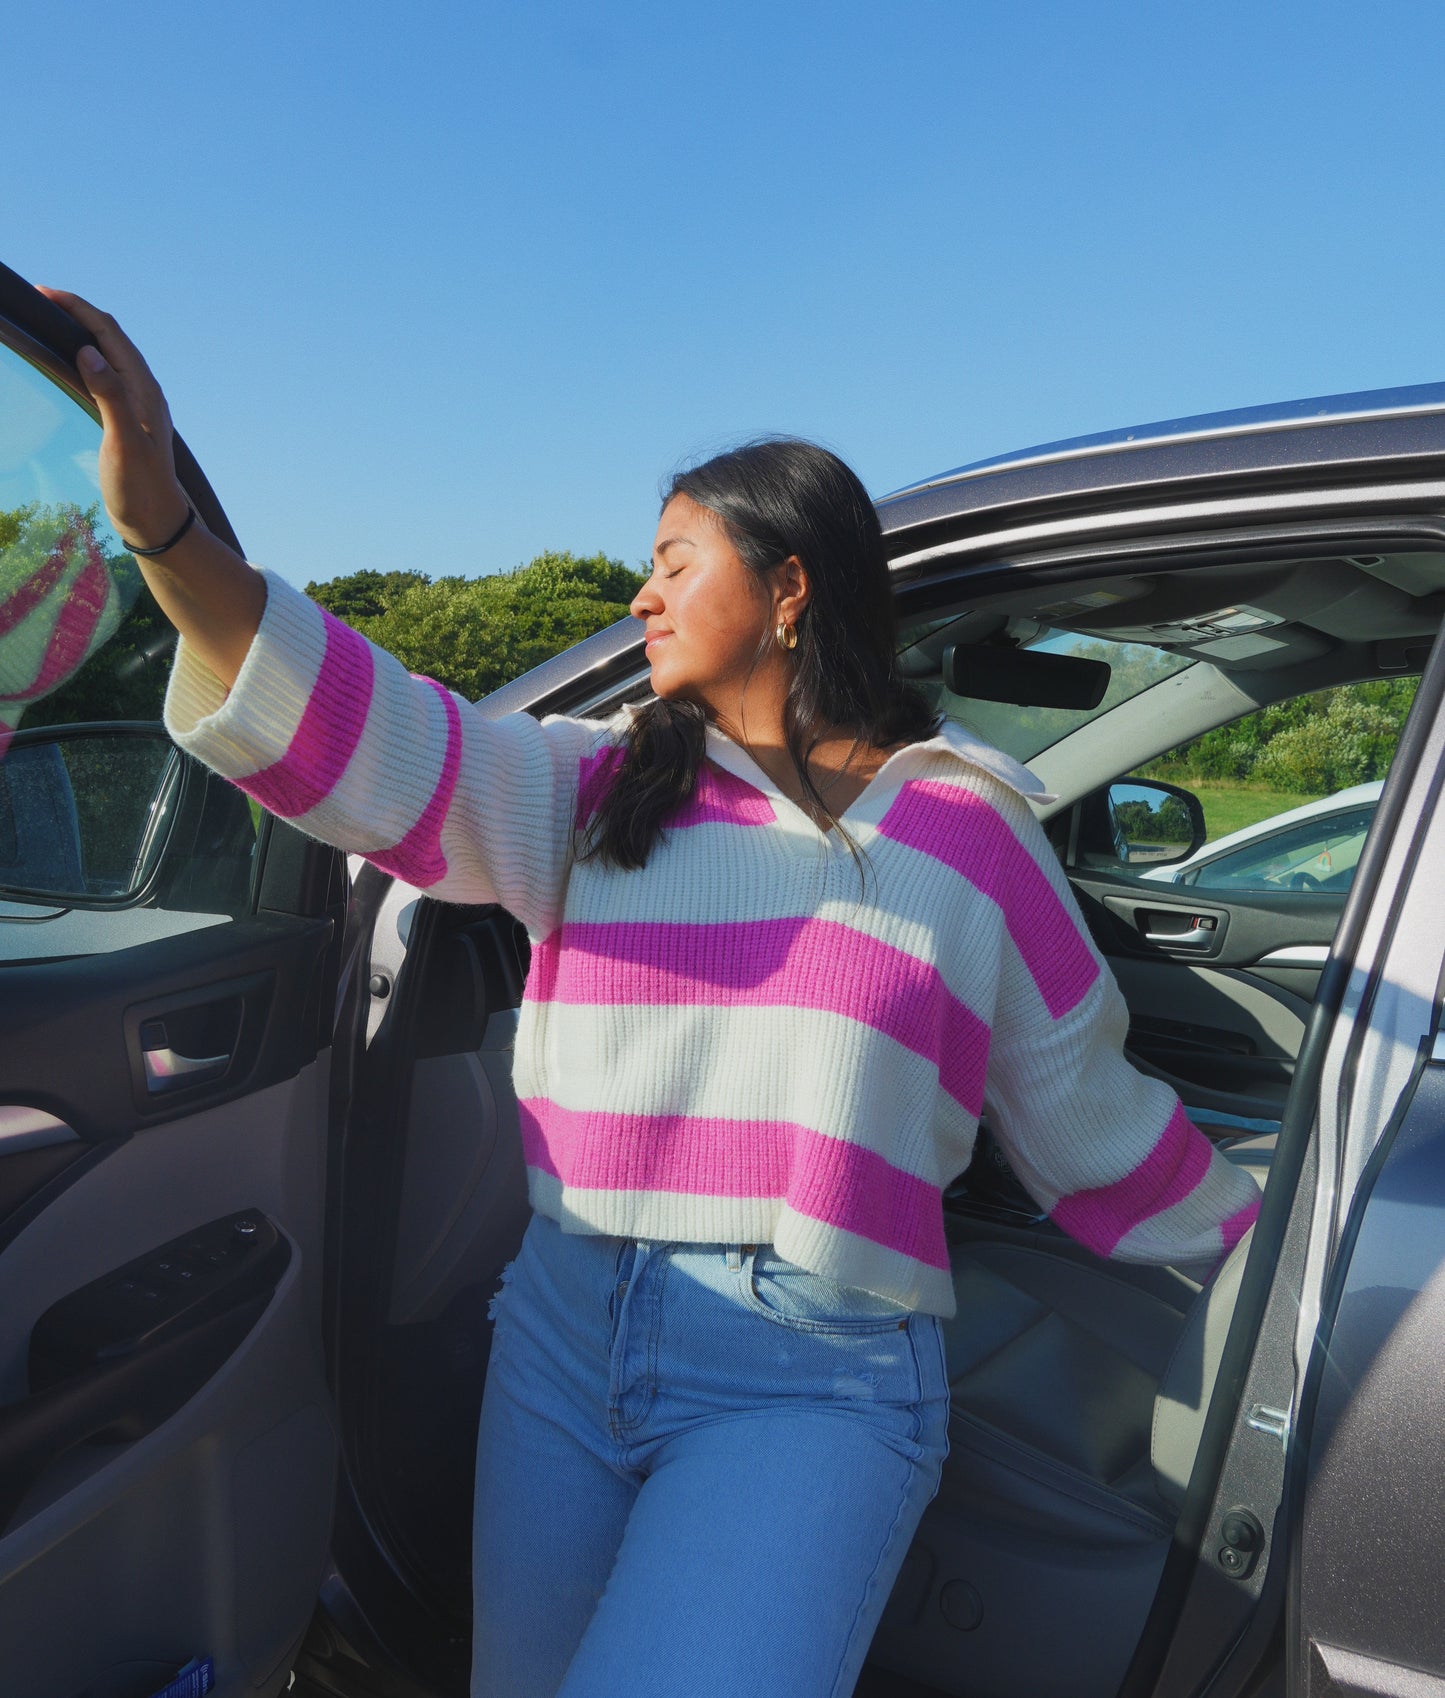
[
  {"x1": 886, "y1": 383, "x2": 1445, "y2": 497},
  {"x1": 876, "y1": 381, "x2": 1445, "y2": 539}
]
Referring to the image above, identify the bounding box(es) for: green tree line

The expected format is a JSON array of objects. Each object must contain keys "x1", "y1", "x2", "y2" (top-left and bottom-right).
[
  {"x1": 1138, "y1": 677, "x2": 1418, "y2": 794},
  {"x1": 305, "y1": 551, "x2": 644, "y2": 700}
]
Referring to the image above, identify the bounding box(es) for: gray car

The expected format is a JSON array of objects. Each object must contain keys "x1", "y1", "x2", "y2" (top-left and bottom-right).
[{"x1": 0, "y1": 258, "x2": 1440, "y2": 1698}]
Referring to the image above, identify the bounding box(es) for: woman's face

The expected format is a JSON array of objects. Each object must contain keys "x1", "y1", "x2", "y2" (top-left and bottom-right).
[{"x1": 631, "y1": 494, "x2": 781, "y2": 708}]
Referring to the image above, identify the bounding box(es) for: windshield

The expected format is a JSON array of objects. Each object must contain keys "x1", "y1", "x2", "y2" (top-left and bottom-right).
[{"x1": 918, "y1": 628, "x2": 1196, "y2": 765}]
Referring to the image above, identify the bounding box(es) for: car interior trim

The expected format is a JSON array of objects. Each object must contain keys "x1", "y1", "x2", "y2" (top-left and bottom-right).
[
  {"x1": 1183, "y1": 1107, "x2": 1284, "y2": 1137},
  {"x1": 0, "y1": 1108, "x2": 80, "y2": 1154},
  {"x1": 888, "y1": 479, "x2": 1445, "y2": 573},
  {"x1": 1257, "y1": 946, "x2": 1332, "y2": 968},
  {"x1": 488, "y1": 517, "x2": 1445, "y2": 731}
]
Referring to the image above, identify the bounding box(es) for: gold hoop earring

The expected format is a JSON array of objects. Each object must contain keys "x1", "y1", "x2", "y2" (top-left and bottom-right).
[{"x1": 775, "y1": 620, "x2": 798, "y2": 652}]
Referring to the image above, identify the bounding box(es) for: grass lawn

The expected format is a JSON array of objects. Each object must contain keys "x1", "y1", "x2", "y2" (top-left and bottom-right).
[{"x1": 1178, "y1": 779, "x2": 1325, "y2": 843}]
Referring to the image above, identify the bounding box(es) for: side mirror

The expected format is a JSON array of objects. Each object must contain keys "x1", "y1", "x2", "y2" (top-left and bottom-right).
[
  {"x1": 1078, "y1": 779, "x2": 1207, "y2": 870},
  {"x1": 0, "y1": 723, "x2": 183, "y2": 906}
]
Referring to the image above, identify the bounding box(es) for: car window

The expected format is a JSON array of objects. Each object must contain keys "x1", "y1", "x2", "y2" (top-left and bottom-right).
[
  {"x1": 920, "y1": 627, "x2": 1195, "y2": 765},
  {"x1": 0, "y1": 337, "x2": 257, "y2": 959},
  {"x1": 1180, "y1": 804, "x2": 1376, "y2": 894},
  {"x1": 1124, "y1": 678, "x2": 1414, "y2": 892}
]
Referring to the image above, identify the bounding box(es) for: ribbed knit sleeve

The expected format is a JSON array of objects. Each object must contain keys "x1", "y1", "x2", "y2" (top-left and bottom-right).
[
  {"x1": 163, "y1": 566, "x2": 609, "y2": 935},
  {"x1": 978, "y1": 785, "x2": 1262, "y2": 1271}
]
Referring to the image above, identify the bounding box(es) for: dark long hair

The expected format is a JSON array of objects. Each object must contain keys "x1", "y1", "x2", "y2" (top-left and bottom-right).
[{"x1": 579, "y1": 437, "x2": 938, "y2": 870}]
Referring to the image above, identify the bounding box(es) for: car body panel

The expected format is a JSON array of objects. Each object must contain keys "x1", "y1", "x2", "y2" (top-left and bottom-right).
[
  {"x1": 877, "y1": 398, "x2": 1445, "y2": 542},
  {"x1": 1293, "y1": 1057, "x2": 1445, "y2": 1692}
]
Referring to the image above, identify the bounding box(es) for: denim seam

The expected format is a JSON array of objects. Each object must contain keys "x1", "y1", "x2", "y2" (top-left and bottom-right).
[
  {"x1": 826, "y1": 1455, "x2": 919, "y2": 1698},
  {"x1": 900, "y1": 1320, "x2": 927, "y2": 1450},
  {"x1": 739, "y1": 1250, "x2": 916, "y2": 1336},
  {"x1": 609, "y1": 1245, "x2": 668, "y2": 1438},
  {"x1": 645, "y1": 1252, "x2": 671, "y2": 1403}
]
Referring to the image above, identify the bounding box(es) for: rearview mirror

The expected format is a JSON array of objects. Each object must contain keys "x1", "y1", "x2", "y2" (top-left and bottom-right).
[
  {"x1": 1077, "y1": 779, "x2": 1207, "y2": 870},
  {"x1": 944, "y1": 643, "x2": 1111, "y2": 710},
  {"x1": 0, "y1": 723, "x2": 182, "y2": 905}
]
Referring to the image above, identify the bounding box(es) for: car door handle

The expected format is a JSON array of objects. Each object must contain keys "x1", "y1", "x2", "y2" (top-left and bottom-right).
[
  {"x1": 1144, "y1": 923, "x2": 1214, "y2": 946},
  {"x1": 141, "y1": 1043, "x2": 232, "y2": 1093}
]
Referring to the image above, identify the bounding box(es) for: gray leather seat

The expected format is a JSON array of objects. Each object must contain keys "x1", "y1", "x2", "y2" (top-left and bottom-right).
[{"x1": 870, "y1": 1227, "x2": 1256, "y2": 1698}]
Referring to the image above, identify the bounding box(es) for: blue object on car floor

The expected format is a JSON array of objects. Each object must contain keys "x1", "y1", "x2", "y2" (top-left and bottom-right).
[{"x1": 145, "y1": 1657, "x2": 213, "y2": 1698}]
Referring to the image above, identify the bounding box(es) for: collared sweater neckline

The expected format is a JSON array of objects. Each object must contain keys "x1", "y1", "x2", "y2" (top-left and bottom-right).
[{"x1": 698, "y1": 718, "x2": 1056, "y2": 843}]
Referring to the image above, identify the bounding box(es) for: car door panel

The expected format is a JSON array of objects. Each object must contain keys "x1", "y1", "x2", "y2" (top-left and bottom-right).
[
  {"x1": 1292, "y1": 1056, "x2": 1445, "y2": 1693},
  {"x1": 0, "y1": 916, "x2": 332, "y2": 1121},
  {"x1": 1069, "y1": 870, "x2": 1343, "y2": 1134},
  {"x1": 0, "y1": 264, "x2": 344, "y2": 1698},
  {"x1": 1070, "y1": 873, "x2": 1344, "y2": 972},
  {"x1": 1106, "y1": 956, "x2": 1306, "y2": 1124},
  {"x1": 0, "y1": 1057, "x2": 335, "y2": 1698}
]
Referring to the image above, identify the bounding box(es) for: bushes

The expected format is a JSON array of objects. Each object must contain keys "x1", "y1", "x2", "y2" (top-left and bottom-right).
[
  {"x1": 1252, "y1": 694, "x2": 1404, "y2": 792},
  {"x1": 1141, "y1": 677, "x2": 1418, "y2": 794},
  {"x1": 306, "y1": 551, "x2": 644, "y2": 701}
]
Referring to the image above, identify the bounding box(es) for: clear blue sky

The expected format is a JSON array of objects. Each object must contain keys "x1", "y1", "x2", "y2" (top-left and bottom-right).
[{"x1": 7, "y1": 0, "x2": 1444, "y2": 588}]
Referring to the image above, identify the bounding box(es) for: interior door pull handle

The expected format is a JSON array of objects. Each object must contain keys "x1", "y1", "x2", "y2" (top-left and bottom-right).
[
  {"x1": 1144, "y1": 924, "x2": 1214, "y2": 946},
  {"x1": 142, "y1": 1046, "x2": 231, "y2": 1092}
]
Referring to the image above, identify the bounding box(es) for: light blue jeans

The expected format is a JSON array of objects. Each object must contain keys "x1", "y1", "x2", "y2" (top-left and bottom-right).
[{"x1": 471, "y1": 1211, "x2": 950, "y2": 1698}]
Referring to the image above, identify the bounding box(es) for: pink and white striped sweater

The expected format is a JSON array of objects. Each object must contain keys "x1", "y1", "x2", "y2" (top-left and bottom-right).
[{"x1": 165, "y1": 569, "x2": 1261, "y2": 1316}]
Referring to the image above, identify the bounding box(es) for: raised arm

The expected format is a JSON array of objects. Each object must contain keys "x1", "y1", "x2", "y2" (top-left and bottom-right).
[
  {"x1": 37, "y1": 289, "x2": 266, "y2": 691},
  {"x1": 42, "y1": 289, "x2": 606, "y2": 934}
]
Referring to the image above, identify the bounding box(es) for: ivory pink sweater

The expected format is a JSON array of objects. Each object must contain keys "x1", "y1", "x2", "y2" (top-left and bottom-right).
[{"x1": 165, "y1": 569, "x2": 1261, "y2": 1316}]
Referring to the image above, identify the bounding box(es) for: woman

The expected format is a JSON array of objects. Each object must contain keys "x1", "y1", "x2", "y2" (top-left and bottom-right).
[{"x1": 48, "y1": 290, "x2": 1260, "y2": 1698}]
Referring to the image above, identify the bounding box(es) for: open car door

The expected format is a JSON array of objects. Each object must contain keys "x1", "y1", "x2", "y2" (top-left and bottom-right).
[{"x1": 0, "y1": 268, "x2": 343, "y2": 1698}]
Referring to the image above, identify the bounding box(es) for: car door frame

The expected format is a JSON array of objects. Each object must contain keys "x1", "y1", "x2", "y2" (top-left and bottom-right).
[
  {"x1": 350, "y1": 489, "x2": 1445, "y2": 1698},
  {"x1": 867, "y1": 465, "x2": 1445, "y2": 1696}
]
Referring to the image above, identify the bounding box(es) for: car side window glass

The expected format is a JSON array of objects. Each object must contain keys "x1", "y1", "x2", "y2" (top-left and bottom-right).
[
  {"x1": 0, "y1": 336, "x2": 257, "y2": 958},
  {"x1": 1181, "y1": 804, "x2": 1376, "y2": 893},
  {"x1": 1116, "y1": 676, "x2": 1416, "y2": 893}
]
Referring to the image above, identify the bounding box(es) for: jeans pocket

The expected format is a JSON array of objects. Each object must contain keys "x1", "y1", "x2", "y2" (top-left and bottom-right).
[{"x1": 740, "y1": 1247, "x2": 914, "y2": 1335}]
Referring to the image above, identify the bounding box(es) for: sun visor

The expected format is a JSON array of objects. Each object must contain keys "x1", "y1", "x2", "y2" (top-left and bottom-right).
[{"x1": 943, "y1": 643, "x2": 1111, "y2": 710}]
